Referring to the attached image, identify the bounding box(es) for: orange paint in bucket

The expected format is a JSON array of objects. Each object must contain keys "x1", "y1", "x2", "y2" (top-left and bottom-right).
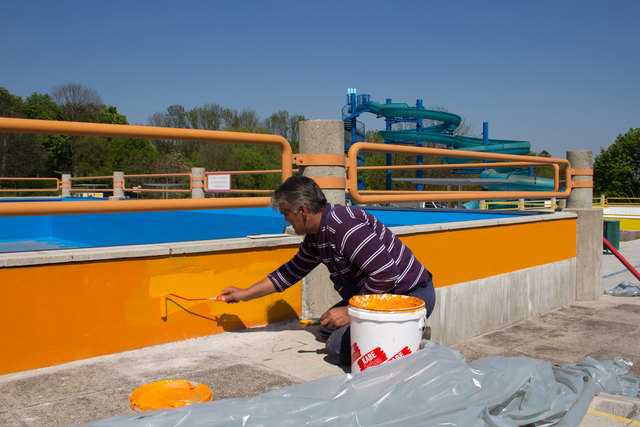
[
  {"x1": 129, "y1": 380, "x2": 213, "y2": 412},
  {"x1": 348, "y1": 294, "x2": 426, "y2": 373}
]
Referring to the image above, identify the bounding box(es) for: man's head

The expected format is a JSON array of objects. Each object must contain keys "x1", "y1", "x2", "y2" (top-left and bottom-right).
[
  {"x1": 272, "y1": 176, "x2": 327, "y2": 235},
  {"x1": 271, "y1": 176, "x2": 327, "y2": 213}
]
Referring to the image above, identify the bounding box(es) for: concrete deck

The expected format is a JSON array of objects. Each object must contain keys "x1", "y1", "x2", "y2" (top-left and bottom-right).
[{"x1": 2, "y1": 240, "x2": 640, "y2": 426}]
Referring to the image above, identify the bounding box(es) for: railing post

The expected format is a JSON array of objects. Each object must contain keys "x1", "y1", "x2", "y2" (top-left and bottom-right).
[
  {"x1": 112, "y1": 172, "x2": 125, "y2": 200},
  {"x1": 479, "y1": 200, "x2": 486, "y2": 210},
  {"x1": 565, "y1": 150, "x2": 602, "y2": 301},
  {"x1": 191, "y1": 167, "x2": 205, "y2": 199},
  {"x1": 61, "y1": 174, "x2": 71, "y2": 197},
  {"x1": 298, "y1": 120, "x2": 346, "y2": 319},
  {"x1": 518, "y1": 198, "x2": 525, "y2": 210}
]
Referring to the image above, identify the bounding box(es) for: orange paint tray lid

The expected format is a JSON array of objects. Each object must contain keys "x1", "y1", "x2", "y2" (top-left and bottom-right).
[{"x1": 129, "y1": 380, "x2": 213, "y2": 412}]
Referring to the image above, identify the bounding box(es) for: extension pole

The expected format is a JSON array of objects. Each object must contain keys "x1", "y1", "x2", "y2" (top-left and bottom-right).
[{"x1": 603, "y1": 237, "x2": 640, "y2": 281}]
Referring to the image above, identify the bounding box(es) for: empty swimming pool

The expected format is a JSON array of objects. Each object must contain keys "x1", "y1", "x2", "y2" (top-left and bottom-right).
[{"x1": 0, "y1": 204, "x2": 535, "y2": 253}]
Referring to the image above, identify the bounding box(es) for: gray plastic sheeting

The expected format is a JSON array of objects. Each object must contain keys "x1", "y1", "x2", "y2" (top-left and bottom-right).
[
  {"x1": 88, "y1": 342, "x2": 598, "y2": 427},
  {"x1": 604, "y1": 281, "x2": 640, "y2": 297},
  {"x1": 562, "y1": 356, "x2": 640, "y2": 398}
]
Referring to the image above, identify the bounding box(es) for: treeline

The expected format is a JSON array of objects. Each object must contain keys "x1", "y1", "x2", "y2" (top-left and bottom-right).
[
  {"x1": 2, "y1": 82, "x2": 563, "y2": 197},
  {"x1": 0, "y1": 83, "x2": 305, "y2": 192}
]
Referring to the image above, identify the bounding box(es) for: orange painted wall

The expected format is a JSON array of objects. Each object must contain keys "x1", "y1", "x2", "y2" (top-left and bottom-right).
[
  {"x1": 0, "y1": 217, "x2": 576, "y2": 375},
  {"x1": 0, "y1": 245, "x2": 300, "y2": 375},
  {"x1": 401, "y1": 218, "x2": 576, "y2": 288}
]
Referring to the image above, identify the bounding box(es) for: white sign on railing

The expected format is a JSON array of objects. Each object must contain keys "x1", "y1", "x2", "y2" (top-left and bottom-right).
[{"x1": 205, "y1": 173, "x2": 231, "y2": 192}]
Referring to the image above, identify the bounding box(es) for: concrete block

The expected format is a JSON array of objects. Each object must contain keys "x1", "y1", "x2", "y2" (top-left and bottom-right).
[
  {"x1": 566, "y1": 208, "x2": 603, "y2": 301},
  {"x1": 431, "y1": 258, "x2": 576, "y2": 347},
  {"x1": 301, "y1": 263, "x2": 341, "y2": 319}
]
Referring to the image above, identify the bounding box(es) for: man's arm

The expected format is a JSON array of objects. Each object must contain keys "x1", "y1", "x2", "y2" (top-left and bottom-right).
[{"x1": 220, "y1": 277, "x2": 276, "y2": 303}]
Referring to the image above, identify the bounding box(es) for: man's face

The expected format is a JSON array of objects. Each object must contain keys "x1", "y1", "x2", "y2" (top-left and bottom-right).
[{"x1": 279, "y1": 203, "x2": 305, "y2": 235}]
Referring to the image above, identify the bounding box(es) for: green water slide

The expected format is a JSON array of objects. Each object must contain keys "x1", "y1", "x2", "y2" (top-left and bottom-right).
[
  {"x1": 362, "y1": 100, "x2": 555, "y2": 202},
  {"x1": 370, "y1": 101, "x2": 531, "y2": 157}
]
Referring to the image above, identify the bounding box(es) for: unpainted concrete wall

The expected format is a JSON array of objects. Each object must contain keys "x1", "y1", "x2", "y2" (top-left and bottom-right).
[{"x1": 429, "y1": 258, "x2": 576, "y2": 346}]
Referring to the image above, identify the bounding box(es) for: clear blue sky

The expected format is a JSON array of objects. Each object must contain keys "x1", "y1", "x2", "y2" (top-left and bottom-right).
[{"x1": 2, "y1": 0, "x2": 638, "y2": 158}]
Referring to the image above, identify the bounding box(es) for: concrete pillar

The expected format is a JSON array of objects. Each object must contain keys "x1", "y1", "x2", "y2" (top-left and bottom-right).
[
  {"x1": 61, "y1": 174, "x2": 71, "y2": 197},
  {"x1": 191, "y1": 167, "x2": 205, "y2": 199},
  {"x1": 567, "y1": 151, "x2": 593, "y2": 209},
  {"x1": 111, "y1": 172, "x2": 125, "y2": 200},
  {"x1": 298, "y1": 120, "x2": 346, "y2": 206},
  {"x1": 565, "y1": 151, "x2": 602, "y2": 300},
  {"x1": 298, "y1": 120, "x2": 346, "y2": 318}
]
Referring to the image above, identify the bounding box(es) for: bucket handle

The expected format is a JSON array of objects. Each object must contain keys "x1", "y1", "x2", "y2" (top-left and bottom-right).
[{"x1": 418, "y1": 312, "x2": 426, "y2": 332}]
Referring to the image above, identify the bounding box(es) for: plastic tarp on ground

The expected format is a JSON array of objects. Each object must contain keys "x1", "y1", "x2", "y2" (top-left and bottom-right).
[
  {"x1": 88, "y1": 342, "x2": 601, "y2": 427},
  {"x1": 562, "y1": 356, "x2": 640, "y2": 399},
  {"x1": 604, "y1": 281, "x2": 640, "y2": 297}
]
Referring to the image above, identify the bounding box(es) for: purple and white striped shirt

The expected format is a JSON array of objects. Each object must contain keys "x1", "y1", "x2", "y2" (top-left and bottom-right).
[{"x1": 268, "y1": 204, "x2": 431, "y2": 295}]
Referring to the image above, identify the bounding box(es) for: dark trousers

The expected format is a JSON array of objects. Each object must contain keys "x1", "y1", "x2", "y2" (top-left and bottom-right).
[{"x1": 320, "y1": 279, "x2": 436, "y2": 366}]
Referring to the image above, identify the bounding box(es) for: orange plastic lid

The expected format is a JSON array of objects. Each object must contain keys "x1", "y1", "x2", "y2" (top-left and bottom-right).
[
  {"x1": 129, "y1": 380, "x2": 213, "y2": 412},
  {"x1": 349, "y1": 294, "x2": 425, "y2": 312}
]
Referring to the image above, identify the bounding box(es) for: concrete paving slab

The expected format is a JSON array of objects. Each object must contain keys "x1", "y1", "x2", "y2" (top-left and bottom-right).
[{"x1": 580, "y1": 393, "x2": 640, "y2": 426}]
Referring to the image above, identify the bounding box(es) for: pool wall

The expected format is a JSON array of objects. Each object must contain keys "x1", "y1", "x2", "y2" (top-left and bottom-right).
[{"x1": 0, "y1": 211, "x2": 582, "y2": 375}]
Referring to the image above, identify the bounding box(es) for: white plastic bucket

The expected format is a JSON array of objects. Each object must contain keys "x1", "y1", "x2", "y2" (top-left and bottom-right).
[{"x1": 348, "y1": 294, "x2": 426, "y2": 373}]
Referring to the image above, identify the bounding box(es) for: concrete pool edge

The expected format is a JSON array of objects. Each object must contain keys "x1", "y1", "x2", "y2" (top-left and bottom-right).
[{"x1": 0, "y1": 212, "x2": 576, "y2": 268}]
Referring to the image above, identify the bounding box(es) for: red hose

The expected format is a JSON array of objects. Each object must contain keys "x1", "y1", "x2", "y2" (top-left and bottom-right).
[
  {"x1": 168, "y1": 293, "x2": 223, "y2": 301},
  {"x1": 603, "y1": 237, "x2": 640, "y2": 281}
]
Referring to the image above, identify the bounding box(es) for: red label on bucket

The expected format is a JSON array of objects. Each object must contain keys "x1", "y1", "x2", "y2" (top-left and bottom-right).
[
  {"x1": 351, "y1": 342, "x2": 362, "y2": 363},
  {"x1": 389, "y1": 346, "x2": 412, "y2": 361},
  {"x1": 357, "y1": 346, "x2": 387, "y2": 371}
]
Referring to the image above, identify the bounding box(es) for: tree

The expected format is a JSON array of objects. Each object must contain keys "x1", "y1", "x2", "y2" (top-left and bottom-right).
[
  {"x1": 188, "y1": 104, "x2": 224, "y2": 130},
  {"x1": 148, "y1": 104, "x2": 194, "y2": 158},
  {"x1": 52, "y1": 83, "x2": 103, "y2": 122},
  {"x1": 594, "y1": 128, "x2": 640, "y2": 198},
  {"x1": 0, "y1": 88, "x2": 50, "y2": 184},
  {"x1": 108, "y1": 138, "x2": 158, "y2": 173},
  {"x1": 263, "y1": 110, "x2": 306, "y2": 151},
  {"x1": 24, "y1": 92, "x2": 71, "y2": 174},
  {"x1": 87, "y1": 105, "x2": 128, "y2": 125},
  {"x1": 0, "y1": 88, "x2": 25, "y2": 177}
]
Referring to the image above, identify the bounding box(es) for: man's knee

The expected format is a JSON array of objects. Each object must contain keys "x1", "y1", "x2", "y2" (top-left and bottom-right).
[{"x1": 325, "y1": 325, "x2": 351, "y2": 366}]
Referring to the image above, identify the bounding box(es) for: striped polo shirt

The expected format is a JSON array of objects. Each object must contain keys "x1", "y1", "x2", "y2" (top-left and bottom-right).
[{"x1": 268, "y1": 203, "x2": 431, "y2": 295}]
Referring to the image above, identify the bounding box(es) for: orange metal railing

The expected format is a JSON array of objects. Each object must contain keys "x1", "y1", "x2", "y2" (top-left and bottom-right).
[
  {"x1": 0, "y1": 118, "x2": 292, "y2": 216},
  {"x1": 122, "y1": 173, "x2": 191, "y2": 194},
  {"x1": 69, "y1": 176, "x2": 115, "y2": 194},
  {"x1": 346, "y1": 142, "x2": 572, "y2": 205},
  {"x1": 0, "y1": 118, "x2": 580, "y2": 216},
  {"x1": 0, "y1": 177, "x2": 60, "y2": 193}
]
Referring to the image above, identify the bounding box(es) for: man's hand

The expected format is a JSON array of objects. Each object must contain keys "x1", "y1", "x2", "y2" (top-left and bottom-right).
[
  {"x1": 320, "y1": 305, "x2": 350, "y2": 329},
  {"x1": 219, "y1": 286, "x2": 249, "y2": 303},
  {"x1": 219, "y1": 278, "x2": 277, "y2": 303}
]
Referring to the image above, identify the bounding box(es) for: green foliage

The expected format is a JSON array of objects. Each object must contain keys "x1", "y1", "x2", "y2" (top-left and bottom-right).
[
  {"x1": 0, "y1": 89, "x2": 49, "y2": 179},
  {"x1": 86, "y1": 105, "x2": 129, "y2": 125},
  {"x1": 146, "y1": 103, "x2": 306, "y2": 191},
  {"x1": 594, "y1": 128, "x2": 640, "y2": 198},
  {"x1": 108, "y1": 138, "x2": 158, "y2": 173},
  {"x1": 0, "y1": 87, "x2": 25, "y2": 118},
  {"x1": 1, "y1": 86, "x2": 157, "y2": 178}
]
